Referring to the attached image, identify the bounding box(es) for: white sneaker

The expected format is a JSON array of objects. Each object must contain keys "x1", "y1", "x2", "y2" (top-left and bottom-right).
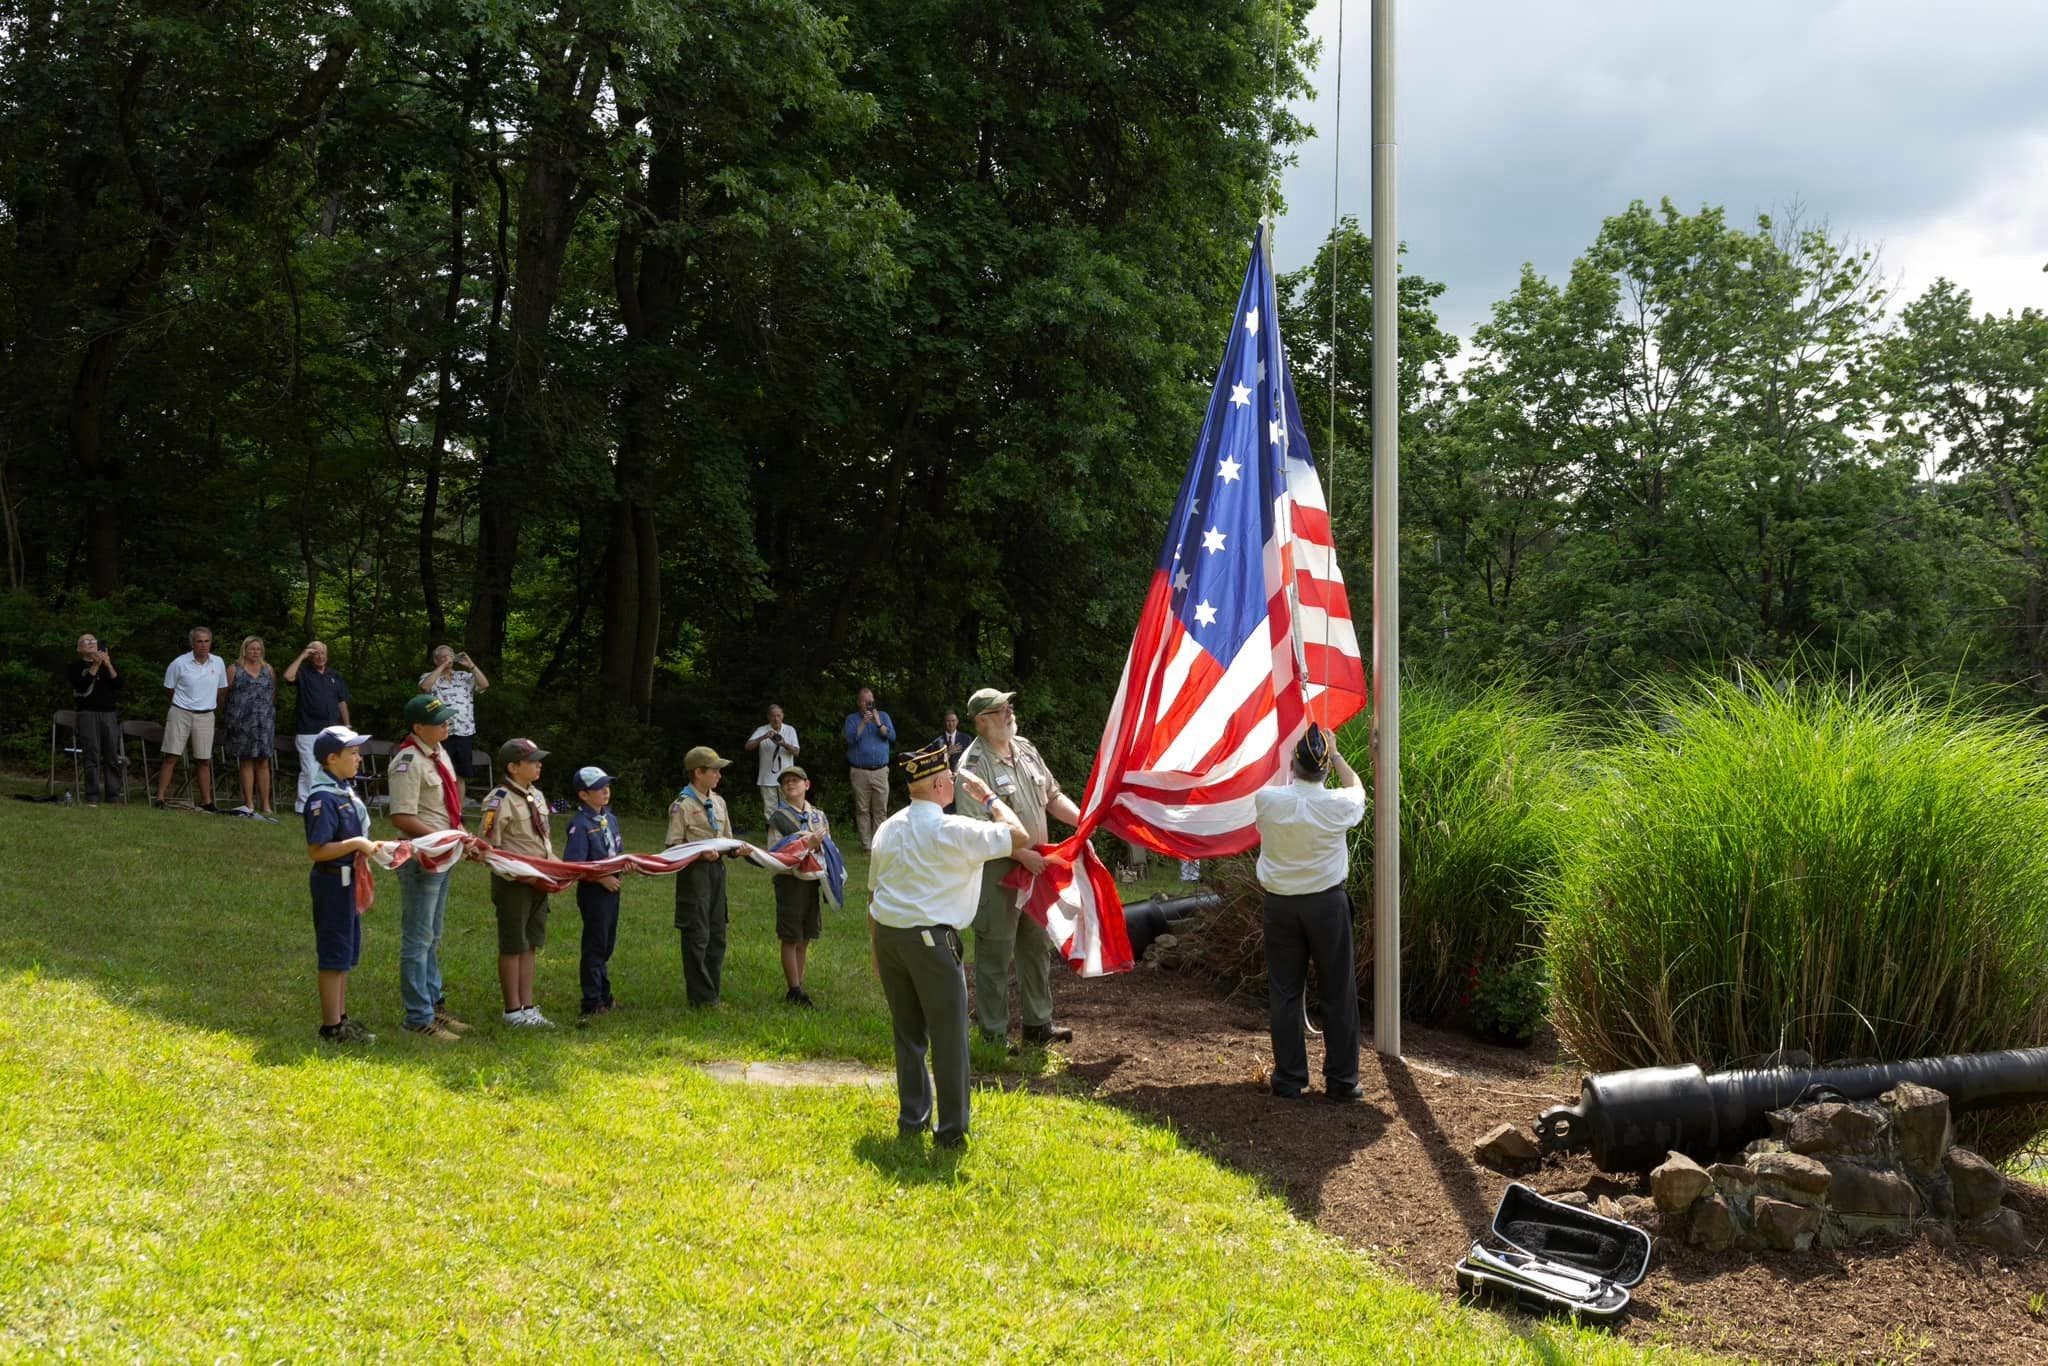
[
  {"x1": 503, "y1": 1009, "x2": 537, "y2": 1028},
  {"x1": 526, "y1": 1009, "x2": 556, "y2": 1029}
]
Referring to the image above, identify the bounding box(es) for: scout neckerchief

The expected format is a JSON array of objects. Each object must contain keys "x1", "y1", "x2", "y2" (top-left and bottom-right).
[
  {"x1": 777, "y1": 798, "x2": 821, "y2": 835},
  {"x1": 577, "y1": 804, "x2": 619, "y2": 858},
  {"x1": 503, "y1": 780, "x2": 550, "y2": 846},
  {"x1": 677, "y1": 784, "x2": 723, "y2": 837},
  {"x1": 310, "y1": 769, "x2": 375, "y2": 913},
  {"x1": 397, "y1": 732, "x2": 464, "y2": 829}
]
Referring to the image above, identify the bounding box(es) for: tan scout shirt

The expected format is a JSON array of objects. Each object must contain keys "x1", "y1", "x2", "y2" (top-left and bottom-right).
[
  {"x1": 956, "y1": 735, "x2": 1063, "y2": 845},
  {"x1": 481, "y1": 782, "x2": 553, "y2": 859},
  {"x1": 386, "y1": 736, "x2": 458, "y2": 832},
  {"x1": 666, "y1": 786, "x2": 731, "y2": 847}
]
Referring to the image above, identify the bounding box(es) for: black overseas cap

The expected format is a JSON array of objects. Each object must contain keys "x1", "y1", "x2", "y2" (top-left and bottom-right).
[
  {"x1": 897, "y1": 739, "x2": 951, "y2": 783},
  {"x1": 1294, "y1": 725, "x2": 1330, "y2": 774}
]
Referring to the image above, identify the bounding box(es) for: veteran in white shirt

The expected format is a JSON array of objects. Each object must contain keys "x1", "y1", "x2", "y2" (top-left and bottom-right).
[
  {"x1": 867, "y1": 739, "x2": 1031, "y2": 1149},
  {"x1": 1251, "y1": 724, "x2": 1367, "y2": 1103}
]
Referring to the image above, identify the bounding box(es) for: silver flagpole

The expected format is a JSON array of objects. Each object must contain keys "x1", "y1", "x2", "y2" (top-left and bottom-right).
[{"x1": 1370, "y1": 0, "x2": 1402, "y2": 1059}]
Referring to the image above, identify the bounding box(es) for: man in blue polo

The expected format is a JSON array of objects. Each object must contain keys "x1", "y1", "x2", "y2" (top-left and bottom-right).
[
  {"x1": 842, "y1": 686, "x2": 895, "y2": 852},
  {"x1": 284, "y1": 640, "x2": 352, "y2": 814}
]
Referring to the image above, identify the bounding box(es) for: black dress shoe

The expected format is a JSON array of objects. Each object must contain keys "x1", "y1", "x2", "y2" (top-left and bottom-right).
[
  {"x1": 1021, "y1": 1023, "x2": 1073, "y2": 1045},
  {"x1": 1326, "y1": 1082, "x2": 1367, "y2": 1104},
  {"x1": 934, "y1": 1132, "x2": 968, "y2": 1151},
  {"x1": 1269, "y1": 1082, "x2": 1305, "y2": 1099}
]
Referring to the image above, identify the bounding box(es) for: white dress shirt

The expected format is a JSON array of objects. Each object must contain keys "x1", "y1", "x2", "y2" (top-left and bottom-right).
[
  {"x1": 163, "y1": 652, "x2": 228, "y2": 711},
  {"x1": 1252, "y1": 777, "x2": 1366, "y2": 895},
  {"x1": 867, "y1": 799, "x2": 1014, "y2": 929}
]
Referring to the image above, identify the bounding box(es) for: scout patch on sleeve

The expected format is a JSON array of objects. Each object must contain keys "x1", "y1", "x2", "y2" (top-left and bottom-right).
[{"x1": 391, "y1": 755, "x2": 412, "y2": 773}]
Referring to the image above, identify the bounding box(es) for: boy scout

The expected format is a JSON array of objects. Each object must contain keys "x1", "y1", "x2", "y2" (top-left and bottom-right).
[
  {"x1": 954, "y1": 687, "x2": 1067, "y2": 1048},
  {"x1": 667, "y1": 745, "x2": 734, "y2": 1007},
  {"x1": 766, "y1": 765, "x2": 829, "y2": 1007},
  {"x1": 481, "y1": 737, "x2": 556, "y2": 1028},
  {"x1": 304, "y1": 725, "x2": 387, "y2": 1044},
  {"x1": 387, "y1": 693, "x2": 471, "y2": 1042},
  {"x1": 564, "y1": 766, "x2": 625, "y2": 1018}
]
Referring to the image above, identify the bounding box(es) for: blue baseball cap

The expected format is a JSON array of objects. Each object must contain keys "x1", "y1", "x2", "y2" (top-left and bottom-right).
[
  {"x1": 313, "y1": 725, "x2": 372, "y2": 762},
  {"x1": 573, "y1": 766, "x2": 615, "y2": 793}
]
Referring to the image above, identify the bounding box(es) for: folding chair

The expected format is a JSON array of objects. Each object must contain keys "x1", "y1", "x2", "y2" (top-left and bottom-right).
[
  {"x1": 361, "y1": 739, "x2": 398, "y2": 808},
  {"x1": 468, "y1": 749, "x2": 494, "y2": 809},
  {"x1": 47, "y1": 709, "x2": 81, "y2": 798}
]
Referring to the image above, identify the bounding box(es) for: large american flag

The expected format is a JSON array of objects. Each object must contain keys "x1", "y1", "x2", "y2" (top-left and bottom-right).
[{"x1": 1026, "y1": 227, "x2": 1367, "y2": 975}]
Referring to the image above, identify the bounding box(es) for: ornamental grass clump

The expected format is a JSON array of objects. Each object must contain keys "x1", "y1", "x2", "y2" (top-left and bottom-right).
[{"x1": 1544, "y1": 672, "x2": 2048, "y2": 1128}]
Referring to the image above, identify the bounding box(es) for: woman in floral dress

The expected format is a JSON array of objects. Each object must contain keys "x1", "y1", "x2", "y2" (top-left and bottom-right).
[{"x1": 223, "y1": 636, "x2": 279, "y2": 819}]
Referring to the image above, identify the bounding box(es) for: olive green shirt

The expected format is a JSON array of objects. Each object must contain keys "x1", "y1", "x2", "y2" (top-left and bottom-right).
[{"x1": 955, "y1": 735, "x2": 1063, "y2": 846}]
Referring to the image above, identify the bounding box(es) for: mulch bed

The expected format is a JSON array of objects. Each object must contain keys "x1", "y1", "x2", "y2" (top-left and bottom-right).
[{"x1": 1027, "y1": 965, "x2": 2048, "y2": 1364}]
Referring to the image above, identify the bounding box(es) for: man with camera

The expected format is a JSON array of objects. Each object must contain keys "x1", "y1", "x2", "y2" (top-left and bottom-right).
[
  {"x1": 419, "y1": 644, "x2": 491, "y2": 795},
  {"x1": 745, "y1": 701, "x2": 801, "y2": 823},
  {"x1": 66, "y1": 632, "x2": 124, "y2": 804},
  {"x1": 841, "y1": 686, "x2": 896, "y2": 852}
]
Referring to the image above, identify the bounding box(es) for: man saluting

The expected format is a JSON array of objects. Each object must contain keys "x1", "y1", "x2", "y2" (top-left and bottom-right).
[{"x1": 867, "y1": 740, "x2": 1031, "y2": 1150}]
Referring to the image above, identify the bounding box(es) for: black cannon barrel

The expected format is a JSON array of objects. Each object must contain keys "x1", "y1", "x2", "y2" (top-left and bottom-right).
[
  {"x1": 1534, "y1": 1046, "x2": 2048, "y2": 1172},
  {"x1": 1123, "y1": 890, "x2": 1220, "y2": 960}
]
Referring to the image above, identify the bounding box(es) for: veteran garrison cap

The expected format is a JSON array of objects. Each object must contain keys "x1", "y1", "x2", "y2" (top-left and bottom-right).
[
  {"x1": 897, "y1": 738, "x2": 952, "y2": 783},
  {"x1": 1294, "y1": 724, "x2": 1330, "y2": 774}
]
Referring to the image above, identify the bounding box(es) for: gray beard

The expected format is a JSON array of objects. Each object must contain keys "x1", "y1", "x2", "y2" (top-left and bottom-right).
[{"x1": 986, "y1": 718, "x2": 1017, "y2": 745}]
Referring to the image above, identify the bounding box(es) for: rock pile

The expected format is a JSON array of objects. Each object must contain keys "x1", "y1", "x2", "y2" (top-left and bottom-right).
[{"x1": 1649, "y1": 1083, "x2": 2024, "y2": 1255}]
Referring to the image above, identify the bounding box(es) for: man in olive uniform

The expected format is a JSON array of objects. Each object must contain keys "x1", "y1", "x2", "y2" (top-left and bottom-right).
[
  {"x1": 386, "y1": 694, "x2": 472, "y2": 1042},
  {"x1": 667, "y1": 745, "x2": 735, "y2": 1007},
  {"x1": 868, "y1": 740, "x2": 1030, "y2": 1148},
  {"x1": 954, "y1": 687, "x2": 1070, "y2": 1047}
]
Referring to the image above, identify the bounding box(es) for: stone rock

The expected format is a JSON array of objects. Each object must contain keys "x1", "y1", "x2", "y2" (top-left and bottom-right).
[
  {"x1": 1473, "y1": 1123, "x2": 1541, "y2": 1173},
  {"x1": 1708, "y1": 1162, "x2": 1759, "y2": 1203},
  {"x1": 1884, "y1": 1082, "x2": 1951, "y2": 1175},
  {"x1": 1617, "y1": 1194, "x2": 1657, "y2": 1223},
  {"x1": 1925, "y1": 1221, "x2": 1958, "y2": 1251},
  {"x1": 1753, "y1": 1197, "x2": 1822, "y2": 1252},
  {"x1": 1772, "y1": 1100, "x2": 1887, "y2": 1157},
  {"x1": 1945, "y1": 1147, "x2": 2006, "y2": 1222},
  {"x1": 1596, "y1": 1195, "x2": 1624, "y2": 1222},
  {"x1": 1153, "y1": 933, "x2": 1179, "y2": 950},
  {"x1": 1550, "y1": 1190, "x2": 1590, "y2": 1207},
  {"x1": 1823, "y1": 1159, "x2": 1921, "y2": 1220},
  {"x1": 1651, "y1": 1152, "x2": 1712, "y2": 1212},
  {"x1": 1687, "y1": 1192, "x2": 1737, "y2": 1251},
  {"x1": 1750, "y1": 1151, "x2": 1831, "y2": 1204},
  {"x1": 1742, "y1": 1137, "x2": 1788, "y2": 1158},
  {"x1": 1961, "y1": 1207, "x2": 2028, "y2": 1257}
]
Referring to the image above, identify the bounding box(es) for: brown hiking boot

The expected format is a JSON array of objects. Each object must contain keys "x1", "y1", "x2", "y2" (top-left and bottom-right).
[
  {"x1": 404, "y1": 1021, "x2": 460, "y2": 1043},
  {"x1": 434, "y1": 1009, "x2": 472, "y2": 1035}
]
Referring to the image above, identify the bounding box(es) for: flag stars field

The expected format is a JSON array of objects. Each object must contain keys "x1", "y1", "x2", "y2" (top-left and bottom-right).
[{"x1": 1202, "y1": 528, "x2": 1227, "y2": 554}]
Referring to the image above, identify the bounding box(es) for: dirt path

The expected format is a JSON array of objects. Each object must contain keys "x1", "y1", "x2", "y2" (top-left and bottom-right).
[{"x1": 1038, "y1": 966, "x2": 2048, "y2": 1364}]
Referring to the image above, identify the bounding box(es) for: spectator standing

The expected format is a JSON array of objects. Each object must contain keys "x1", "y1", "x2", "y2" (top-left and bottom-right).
[
  {"x1": 65, "y1": 632, "x2": 123, "y2": 804},
  {"x1": 667, "y1": 745, "x2": 734, "y2": 1007},
  {"x1": 866, "y1": 741, "x2": 1031, "y2": 1149},
  {"x1": 841, "y1": 687, "x2": 895, "y2": 852},
  {"x1": 932, "y1": 708, "x2": 969, "y2": 814},
  {"x1": 419, "y1": 645, "x2": 490, "y2": 795},
  {"x1": 955, "y1": 687, "x2": 1071, "y2": 1048},
  {"x1": 1251, "y1": 725, "x2": 1367, "y2": 1103},
  {"x1": 385, "y1": 694, "x2": 471, "y2": 1043},
  {"x1": 564, "y1": 767, "x2": 625, "y2": 1019},
  {"x1": 223, "y1": 636, "x2": 279, "y2": 820},
  {"x1": 156, "y1": 627, "x2": 228, "y2": 810},
  {"x1": 744, "y1": 702, "x2": 801, "y2": 824},
  {"x1": 283, "y1": 641, "x2": 352, "y2": 814}
]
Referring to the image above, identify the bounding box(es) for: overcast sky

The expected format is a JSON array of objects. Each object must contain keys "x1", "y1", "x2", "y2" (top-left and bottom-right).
[{"x1": 1274, "y1": 0, "x2": 2048, "y2": 343}]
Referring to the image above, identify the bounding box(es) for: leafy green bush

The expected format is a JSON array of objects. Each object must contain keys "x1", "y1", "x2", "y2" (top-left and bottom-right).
[
  {"x1": 1197, "y1": 676, "x2": 1574, "y2": 1038},
  {"x1": 1543, "y1": 671, "x2": 2048, "y2": 1123}
]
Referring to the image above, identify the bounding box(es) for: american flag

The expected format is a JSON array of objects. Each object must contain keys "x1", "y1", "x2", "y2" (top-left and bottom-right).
[{"x1": 1026, "y1": 227, "x2": 1367, "y2": 976}]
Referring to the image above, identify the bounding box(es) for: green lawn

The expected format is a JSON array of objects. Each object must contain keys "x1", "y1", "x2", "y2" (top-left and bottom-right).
[{"x1": 0, "y1": 786, "x2": 1688, "y2": 1360}]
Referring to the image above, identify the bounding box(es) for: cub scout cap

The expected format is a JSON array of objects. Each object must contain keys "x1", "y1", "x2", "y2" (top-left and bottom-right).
[
  {"x1": 497, "y1": 737, "x2": 549, "y2": 767},
  {"x1": 684, "y1": 745, "x2": 731, "y2": 772},
  {"x1": 313, "y1": 725, "x2": 372, "y2": 762},
  {"x1": 964, "y1": 687, "x2": 1015, "y2": 720},
  {"x1": 897, "y1": 739, "x2": 951, "y2": 783},
  {"x1": 403, "y1": 694, "x2": 454, "y2": 725},
  {"x1": 573, "y1": 765, "x2": 615, "y2": 793}
]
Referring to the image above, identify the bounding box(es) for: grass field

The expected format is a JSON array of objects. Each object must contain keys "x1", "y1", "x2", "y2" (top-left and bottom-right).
[{"x1": 0, "y1": 783, "x2": 1689, "y2": 1360}]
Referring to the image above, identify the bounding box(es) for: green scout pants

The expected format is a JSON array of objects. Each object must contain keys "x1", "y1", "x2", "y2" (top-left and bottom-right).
[
  {"x1": 971, "y1": 861, "x2": 1054, "y2": 1036},
  {"x1": 873, "y1": 922, "x2": 971, "y2": 1142}
]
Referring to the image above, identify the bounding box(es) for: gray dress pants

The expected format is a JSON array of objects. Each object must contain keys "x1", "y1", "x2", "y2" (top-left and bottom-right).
[{"x1": 873, "y1": 922, "x2": 971, "y2": 1142}]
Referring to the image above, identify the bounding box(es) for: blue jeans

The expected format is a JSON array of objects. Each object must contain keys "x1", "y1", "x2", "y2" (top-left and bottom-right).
[{"x1": 398, "y1": 862, "x2": 453, "y2": 1027}]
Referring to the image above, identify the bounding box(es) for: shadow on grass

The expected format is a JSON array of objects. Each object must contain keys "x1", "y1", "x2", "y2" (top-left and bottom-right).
[{"x1": 851, "y1": 1133, "x2": 967, "y2": 1186}]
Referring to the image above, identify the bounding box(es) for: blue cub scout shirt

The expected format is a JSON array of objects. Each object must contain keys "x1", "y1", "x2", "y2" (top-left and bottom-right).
[
  {"x1": 565, "y1": 806, "x2": 621, "y2": 862},
  {"x1": 304, "y1": 782, "x2": 368, "y2": 869}
]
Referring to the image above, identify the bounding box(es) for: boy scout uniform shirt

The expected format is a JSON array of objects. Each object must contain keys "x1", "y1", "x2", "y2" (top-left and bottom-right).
[
  {"x1": 666, "y1": 788, "x2": 730, "y2": 846},
  {"x1": 482, "y1": 782, "x2": 554, "y2": 859},
  {"x1": 955, "y1": 736, "x2": 1062, "y2": 846},
  {"x1": 386, "y1": 739, "x2": 457, "y2": 832}
]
